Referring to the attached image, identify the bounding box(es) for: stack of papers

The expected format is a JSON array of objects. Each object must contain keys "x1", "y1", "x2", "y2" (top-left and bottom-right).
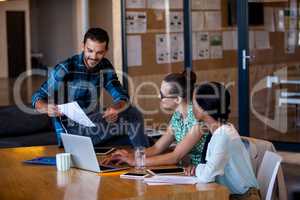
[
  {"x1": 143, "y1": 175, "x2": 198, "y2": 185},
  {"x1": 58, "y1": 102, "x2": 96, "y2": 127}
]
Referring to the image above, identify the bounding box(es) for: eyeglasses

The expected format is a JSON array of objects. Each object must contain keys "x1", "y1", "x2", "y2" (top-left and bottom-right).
[{"x1": 159, "y1": 91, "x2": 178, "y2": 100}]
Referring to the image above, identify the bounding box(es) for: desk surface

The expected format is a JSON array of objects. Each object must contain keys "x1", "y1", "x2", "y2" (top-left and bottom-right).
[{"x1": 0, "y1": 146, "x2": 229, "y2": 200}]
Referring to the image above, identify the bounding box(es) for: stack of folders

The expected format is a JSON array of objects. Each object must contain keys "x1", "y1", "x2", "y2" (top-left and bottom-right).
[{"x1": 143, "y1": 175, "x2": 198, "y2": 185}]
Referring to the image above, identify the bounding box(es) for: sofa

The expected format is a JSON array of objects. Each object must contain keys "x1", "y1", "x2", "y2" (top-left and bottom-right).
[{"x1": 0, "y1": 105, "x2": 56, "y2": 148}]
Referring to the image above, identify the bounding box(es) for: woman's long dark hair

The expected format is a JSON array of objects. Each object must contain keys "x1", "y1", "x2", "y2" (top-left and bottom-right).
[{"x1": 194, "y1": 82, "x2": 231, "y2": 122}]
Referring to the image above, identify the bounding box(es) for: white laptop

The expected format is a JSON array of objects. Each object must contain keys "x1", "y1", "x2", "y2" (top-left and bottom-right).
[{"x1": 60, "y1": 133, "x2": 129, "y2": 173}]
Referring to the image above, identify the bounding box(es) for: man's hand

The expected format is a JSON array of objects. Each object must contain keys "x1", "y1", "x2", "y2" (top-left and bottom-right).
[
  {"x1": 102, "y1": 101, "x2": 128, "y2": 123},
  {"x1": 102, "y1": 107, "x2": 119, "y2": 123},
  {"x1": 35, "y1": 100, "x2": 62, "y2": 117}
]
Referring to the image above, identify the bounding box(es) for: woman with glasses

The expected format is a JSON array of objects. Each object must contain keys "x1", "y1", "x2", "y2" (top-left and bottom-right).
[{"x1": 103, "y1": 70, "x2": 211, "y2": 167}]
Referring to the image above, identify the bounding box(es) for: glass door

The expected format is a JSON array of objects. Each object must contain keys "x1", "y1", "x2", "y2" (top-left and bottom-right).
[{"x1": 245, "y1": 0, "x2": 300, "y2": 146}]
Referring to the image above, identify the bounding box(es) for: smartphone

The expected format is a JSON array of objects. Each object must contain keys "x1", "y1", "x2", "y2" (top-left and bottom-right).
[
  {"x1": 94, "y1": 147, "x2": 115, "y2": 155},
  {"x1": 147, "y1": 167, "x2": 184, "y2": 175},
  {"x1": 120, "y1": 172, "x2": 148, "y2": 180}
]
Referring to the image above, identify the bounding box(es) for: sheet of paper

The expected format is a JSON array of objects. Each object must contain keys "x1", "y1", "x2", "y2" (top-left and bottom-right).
[
  {"x1": 170, "y1": 33, "x2": 184, "y2": 62},
  {"x1": 126, "y1": 0, "x2": 145, "y2": 8},
  {"x1": 275, "y1": 8, "x2": 285, "y2": 32},
  {"x1": 210, "y1": 32, "x2": 223, "y2": 59},
  {"x1": 148, "y1": 0, "x2": 182, "y2": 9},
  {"x1": 204, "y1": 11, "x2": 221, "y2": 30},
  {"x1": 156, "y1": 34, "x2": 171, "y2": 64},
  {"x1": 249, "y1": 31, "x2": 255, "y2": 50},
  {"x1": 126, "y1": 12, "x2": 147, "y2": 33},
  {"x1": 144, "y1": 175, "x2": 198, "y2": 185},
  {"x1": 204, "y1": 0, "x2": 221, "y2": 10},
  {"x1": 127, "y1": 35, "x2": 142, "y2": 67},
  {"x1": 285, "y1": 30, "x2": 297, "y2": 54},
  {"x1": 264, "y1": 7, "x2": 275, "y2": 32},
  {"x1": 254, "y1": 31, "x2": 270, "y2": 49},
  {"x1": 147, "y1": 0, "x2": 165, "y2": 9},
  {"x1": 58, "y1": 102, "x2": 96, "y2": 127},
  {"x1": 191, "y1": 0, "x2": 204, "y2": 9},
  {"x1": 169, "y1": 0, "x2": 183, "y2": 9},
  {"x1": 167, "y1": 12, "x2": 183, "y2": 32},
  {"x1": 192, "y1": 12, "x2": 204, "y2": 31},
  {"x1": 193, "y1": 32, "x2": 210, "y2": 60},
  {"x1": 222, "y1": 31, "x2": 233, "y2": 50}
]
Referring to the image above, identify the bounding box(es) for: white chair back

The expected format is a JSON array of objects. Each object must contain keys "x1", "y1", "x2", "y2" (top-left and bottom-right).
[{"x1": 257, "y1": 151, "x2": 282, "y2": 200}]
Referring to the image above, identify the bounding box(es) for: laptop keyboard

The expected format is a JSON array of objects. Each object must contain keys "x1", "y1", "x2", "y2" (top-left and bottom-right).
[{"x1": 99, "y1": 165, "x2": 115, "y2": 170}]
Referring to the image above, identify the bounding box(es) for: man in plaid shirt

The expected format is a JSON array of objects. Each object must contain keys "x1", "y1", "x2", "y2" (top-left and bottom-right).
[{"x1": 32, "y1": 27, "x2": 149, "y2": 147}]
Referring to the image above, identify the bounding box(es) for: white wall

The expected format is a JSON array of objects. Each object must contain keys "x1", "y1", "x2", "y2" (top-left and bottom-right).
[
  {"x1": 30, "y1": 0, "x2": 77, "y2": 67},
  {"x1": 0, "y1": 0, "x2": 31, "y2": 78}
]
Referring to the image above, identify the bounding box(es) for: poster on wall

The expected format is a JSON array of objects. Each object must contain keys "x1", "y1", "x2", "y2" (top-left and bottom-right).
[
  {"x1": 209, "y1": 32, "x2": 223, "y2": 59},
  {"x1": 222, "y1": 31, "x2": 237, "y2": 50},
  {"x1": 127, "y1": 35, "x2": 142, "y2": 67},
  {"x1": 147, "y1": 0, "x2": 183, "y2": 9},
  {"x1": 285, "y1": 30, "x2": 297, "y2": 54},
  {"x1": 192, "y1": 12, "x2": 204, "y2": 31},
  {"x1": 126, "y1": 12, "x2": 147, "y2": 33},
  {"x1": 126, "y1": 0, "x2": 146, "y2": 8},
  {"x1": 193, "y1": 32, "x2": 210, "y2": 60},
  {"x1": 205, "y1": 11, "x2": 221, "y2": 30},
  {"x1": 156, "y1": 33, "x2": 184, "y2": 64},
  {"x1": 156, "y1": 34, "x2": 171, "y2": 64},
  {"x1": 170, "y1": 33, "x2": 184, "y2": 62},
  {"x1": 167, "y1": 12, "x2": 183, "y2": 32},
  {"x1": 191, "y1": 0, "x2": 220, "y2": 10}
]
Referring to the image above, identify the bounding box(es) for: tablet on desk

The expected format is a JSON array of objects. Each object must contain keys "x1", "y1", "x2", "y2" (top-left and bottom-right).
[
  {"x1": 120, "y1": 172, "x2": 148, "y2": 180},
  {"x1": 94, "y1": 147, "x2": 115, "y2": 155},
  {"x1": 147, "y1": 167, "x2": 184, "y2": 175}
]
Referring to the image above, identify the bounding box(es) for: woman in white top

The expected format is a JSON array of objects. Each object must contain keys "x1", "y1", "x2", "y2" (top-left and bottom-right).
[{"x1": 185, "y1": 82, "x2": 261, "y2": 200}]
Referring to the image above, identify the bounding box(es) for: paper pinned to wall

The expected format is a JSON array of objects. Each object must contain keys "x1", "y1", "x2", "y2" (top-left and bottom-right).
[
  {"x1": 170, "y1": 33, "x2": 184, "y2": 62},
  {"x1": 156, "y1": 34, "x2": 170, "y2": 64},
  {"x1": 126, "y1": 12, "x2": 147, "y2": 33},
  {"x1": 148, "y1": 0, "x2": 182, "y2": 9},
  {"x1": 193, "y1": 32, "x2": 210, "y2": 60},
  {"x1": 147, "y1": 0, "x2": 166, "y2": 9},
  {"x1": 192, "y1": 12, "x2": 204, "y2": 31},
  {"x1": 264, "y1": 7, "x2": 275, "y2": 32},
  {"x1": 191, "y1": 0, "x2": 205, "y2": 9},
  {"x1": 156, "y1": 33, "x2": 184, "y2": 64},
  {"x1": 255, "y1": 31, "x2": 270, "y2": 49},
  {"x1": 285, "y1": 30, "x2": 297, "y2": 54},
  {"x1": 127, "y1": 35, "x2": 142, "y2": 67},
  {"x1": 223, "y1": 31, "x2": 234, "y2": 50},
  {"x1": 275, "y1": 8, "x2": 285, "y2": 32},
  {"x1": 167, "y1": 12, "x2": 183, "y2": 32},
  {"x1": 126, "y1": 0, "x2": 145, "y2": 8},
  {"x1": 204, "y1": 0, "x2": 221, "y2": 10},
  {"x1": 210, "y1": 32, "x2": 223, "y2": 59},
  {"x1": 169, "y1": 0, "x2": 183, "y2": 9},
  {"x1": 205, "y1": 11, "x2": 221, "y2": 30},
  {"x1": 249, "y1": 31, "x2": 255, "y2": 50}
]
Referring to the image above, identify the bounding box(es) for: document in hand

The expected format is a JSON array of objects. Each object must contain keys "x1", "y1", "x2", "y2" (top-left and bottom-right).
[
  {"x1": 58, "y1": 102, "x2": 96, "y2": 127},
  {"x1": 143, "y1": 175, "x2": 198, "y2": 185}
]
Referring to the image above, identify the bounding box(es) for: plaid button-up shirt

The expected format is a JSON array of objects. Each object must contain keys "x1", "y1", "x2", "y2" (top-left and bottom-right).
[{"x1": 32, "y1": 53, "x2": 129, "y2": 143}]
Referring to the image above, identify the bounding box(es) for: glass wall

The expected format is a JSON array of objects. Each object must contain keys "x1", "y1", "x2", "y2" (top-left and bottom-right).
[
  {"x1": 125, "y1": 0, "x2": 185, "y2": 130},
  {"x1": 248, "y1": 0, "x2": 300, "y2": 143}
]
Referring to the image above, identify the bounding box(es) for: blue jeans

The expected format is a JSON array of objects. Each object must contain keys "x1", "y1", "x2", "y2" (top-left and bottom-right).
[{"x1": 63, "y1": 106, "x2": 149, "y2": 147}]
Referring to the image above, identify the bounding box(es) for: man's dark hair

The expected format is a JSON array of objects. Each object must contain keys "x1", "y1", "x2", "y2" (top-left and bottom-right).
[{"x1": 83, "y1": 27, "x2": 109, "y2": 49}]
